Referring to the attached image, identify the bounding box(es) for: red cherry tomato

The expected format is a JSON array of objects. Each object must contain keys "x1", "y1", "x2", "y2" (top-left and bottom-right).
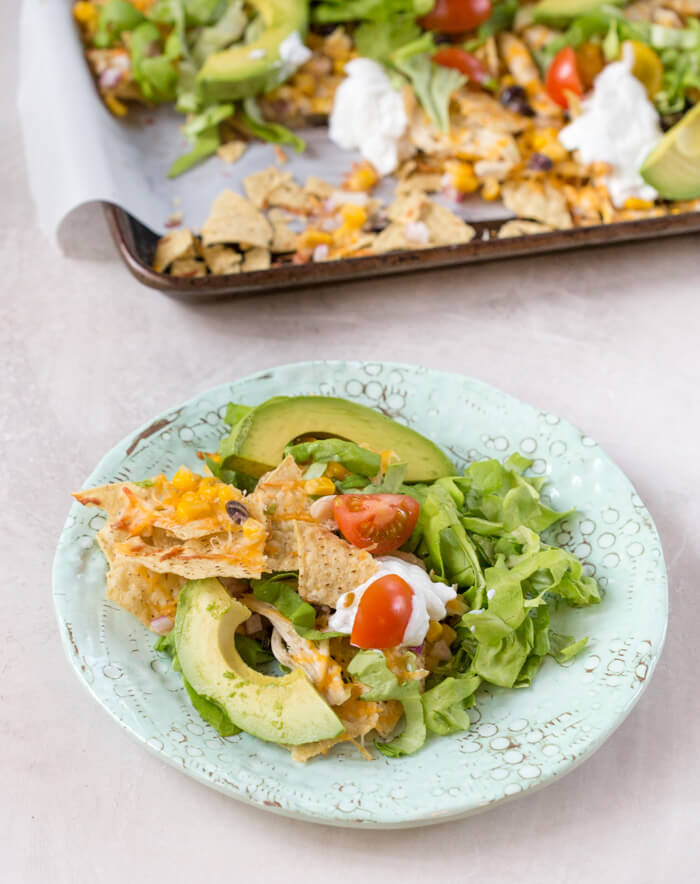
[
  {"x1": 420, "y1": 0, "x2": 492, "y2": 34},
  {"x1": 333, "y1": 494, "x2": 420, "y2": 555},
  {"x1": 433, "y1": 47, "x2": 490, "y2": 85},
  {"x1": 545, "y1": 47, "x2": 584, "y2": 109},
  {"x1": 351, "y1": 574, "x2": 414, "y2": 649}
]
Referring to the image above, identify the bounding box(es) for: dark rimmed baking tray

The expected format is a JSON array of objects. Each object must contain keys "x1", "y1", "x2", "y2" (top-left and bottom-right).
[{"x1": 105, "y1": 203, "x2": 700, "y2": 300}]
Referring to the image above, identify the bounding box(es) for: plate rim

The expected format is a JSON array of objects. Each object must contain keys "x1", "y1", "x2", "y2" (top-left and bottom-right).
[{"x1": 52, "y1": 360, "x2": 669, "y2": 828}]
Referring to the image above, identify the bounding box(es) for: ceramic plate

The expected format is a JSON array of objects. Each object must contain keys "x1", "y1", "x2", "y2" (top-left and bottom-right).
[{"x1": 53, "y1": 361, "x2": 667, "y2": 828}]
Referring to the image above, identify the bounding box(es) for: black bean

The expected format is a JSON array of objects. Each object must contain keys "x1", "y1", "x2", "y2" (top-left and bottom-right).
[
  {"x1": 528, "y1": 152, "x2": 554, "y2": 171},
  {"x1": 500, "y1": 85, "x2": 535, "y2": 117},
  {"x1": 226, "y1": 500, "x2": 249, "y2": 524}
]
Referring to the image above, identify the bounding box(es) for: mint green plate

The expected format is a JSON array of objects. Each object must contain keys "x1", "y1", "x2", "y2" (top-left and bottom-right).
[{"x1": 53, "y1": 361, "x2": 667, "y2": 828}]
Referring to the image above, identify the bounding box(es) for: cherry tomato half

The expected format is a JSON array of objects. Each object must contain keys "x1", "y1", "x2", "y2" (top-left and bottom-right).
[
  {"x1": 351, "y1": 574, "x2": 414, "y2": 649},
  {"x1": 545, "y1": 47, "x2": 584, "y2": 109},
  {"x1": 420, "y1": 0, "x2": 492, "y2": 34},
  {"x1": 433, "y1": 47, "x2": 490, "y2": 85},
  {"x1": 333, "y1": 493, "x2": 420, "y2": 555}
]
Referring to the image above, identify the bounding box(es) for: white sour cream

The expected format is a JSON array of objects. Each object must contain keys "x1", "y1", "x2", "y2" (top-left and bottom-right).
[
  {"x1": 558, "y1": 55, "x2": 662, "y2": 207},
  {"x1": 329, "y1": 58, "x2": 408, "y2": 176},
  {"x1": 328, "y1": 556, "x2": 457, "y2": 648},
  {"x1": 277, "y1": 31, "x2": 312, "y2": 78}
]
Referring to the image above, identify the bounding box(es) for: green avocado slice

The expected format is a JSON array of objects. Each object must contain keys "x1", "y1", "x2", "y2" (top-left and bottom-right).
[
  {"x1": 197, "y1": 0, "x2": 309, "y2": 101},
  {"x1": 173, "y1": 579, "x2": 344, "y2": 745},
  {"x1": 641, "y1": 103, "x2": 700, "y2": 200},
  {"x1": 218, "y1": 396, "x2": 455, "y2": 484}
]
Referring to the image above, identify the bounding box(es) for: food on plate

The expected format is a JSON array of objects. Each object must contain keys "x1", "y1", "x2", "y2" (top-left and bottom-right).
[{"x1": 74, "y1": 394, "x2": 602, "y2": 761}]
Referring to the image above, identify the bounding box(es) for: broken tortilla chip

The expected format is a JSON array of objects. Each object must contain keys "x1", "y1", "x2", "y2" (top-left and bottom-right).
[
  {"x1": 217, "y1": 140, "x2": 247, "y2": 164},
  {"x1": 153, "y1": 228, "x2": 196, "y2": 273},
  {"x1": 201, "y1": 190, "x2": 272, "y2": 249},
  {"x1": 501, "y1": 179, "x2": 573, "y2": 230},
  {"x1": 294, "y1": 521, "x2": 379, "y2": 607},
  {"x1": 201, "y1": 244, "x2": 242, "y2": 275},
  {"x1": 242, "y1": 247, "x2": 271, "y2": 272}
]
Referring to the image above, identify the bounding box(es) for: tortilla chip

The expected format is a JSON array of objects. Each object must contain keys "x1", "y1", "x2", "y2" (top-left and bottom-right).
[
  {"x1": 421, "y1": 201, "x2": 475, "y2": 246},
  {"x1": 243, "y1": 167, "x2": 310, "y2": 213},
  {"x1": 153, "y1": 228, "x2": 195, "y2": 273},
  {"x1": 170, "y1": 257, "x2": 207, "y2": 278},
  {"x1": 201, "y1": 190, "x2": 272, "y2": 249},
  {"x1": 501, "y1": 179, "x2": 573, "y2": 229},
  {"x1": 304, "y1": 175, "x2": 335, "y2": 201},
  {"x1": 114, "y1": 530, "x2": 264, "y2": 580},
  {"x1": 245, "y1": 456, "x2": 313, "y2": 571},
  {"x1": 268, "y1": 209, "x2": 299, "y2": 253},
  {"x1": 396, "y1": 173, "x2": 444, "y2": 195},
  {"x1": 75, "y1": 478, "x2": 258, "y2": 542},
  {"x1": 498, "y1": 219, "x2": 554, "y2": 238},
  {"x1": 294, "y1": 521, "x2": 379, "y2": 607},
  {"x1": 217, "y1": 140, "x2": 247, "y2": 164},
  {"x1": 97, "y1": 527, "x2": 184, "y2": 627},
  {"x1": 372, "y1": 223, "x2": 417, "y2": 253},
  {"x1": 242, "y1": 247, "x2": 271, "y2": 272},
  {"x1": 201, "y1": 244, "x2": 242, "y2": 275}
]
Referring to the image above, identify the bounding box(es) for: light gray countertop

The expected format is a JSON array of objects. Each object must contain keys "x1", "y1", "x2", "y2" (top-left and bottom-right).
[{"x1": 3, "y1": 11, "x2": 699, "y2": 882}]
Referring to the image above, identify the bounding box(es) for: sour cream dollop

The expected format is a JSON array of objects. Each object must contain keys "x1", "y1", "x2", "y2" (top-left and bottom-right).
[
  {"x1": 328, "y1": 556, "x2": 457, "y2": 648},
  {"x1": 329, "y1": 58, "x2": 408, "y2": 176},
  {"x1": 558, "y1": 54, "x2": 662, "y2": 207}
]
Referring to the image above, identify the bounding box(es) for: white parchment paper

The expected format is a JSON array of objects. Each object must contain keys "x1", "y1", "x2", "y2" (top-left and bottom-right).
[{"x1": 17, "y1": 0, "x2": 510, "y2": 246}]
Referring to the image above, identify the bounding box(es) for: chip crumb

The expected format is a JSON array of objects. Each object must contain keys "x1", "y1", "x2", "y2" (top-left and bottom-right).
[
  {"x1": 274, "y1": 145, "x2": 288, "y2": 164},
  {"x1": 216, "y1": 140, "x2": 247, "y2": 164},
  {"x1": 164, "y1": 212, "x2": 183, "y2": 228},
  {"x1": 201, "y1": 190, "x2": 272, "y2": 249},
  {"x1": 201, "y1": 244, "x2": 243, "y2": 275},
  {"x1": 170, "y1": 257, "x2": 207, "y2": 278},
  {"x1": 498, "y1": 219, "x2": 553, "y2": 238}
]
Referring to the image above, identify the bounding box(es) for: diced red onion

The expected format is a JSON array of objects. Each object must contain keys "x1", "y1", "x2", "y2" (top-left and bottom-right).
[
  {"x1": 150, "y1": 616, "x2": 173, "y2": 635},
  {"x1": 100, "y1": 67, "x2": 124, "y2": 90},
  {"x1": 313, "y1": 244, "x2": 329, "y2": 261},
  {"x1": 408, "y1": 643, "x2": 425, "y2": 654},
  {"x1": 404, "y1": 221, "x2": 430, "y2": 244}
]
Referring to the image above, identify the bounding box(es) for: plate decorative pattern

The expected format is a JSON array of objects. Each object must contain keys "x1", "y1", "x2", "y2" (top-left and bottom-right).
[{"x1": 53, "y1": 361, "x2": 667, "y2": 828}]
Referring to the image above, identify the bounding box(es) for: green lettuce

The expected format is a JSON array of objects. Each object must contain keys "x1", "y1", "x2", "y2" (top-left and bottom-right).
[
  {"x1": 285, "y1": 439, "x2": 381, "y2": 477},
  {"x1": 251, "y1": 574, "x2": 345, "y2": 640},
  {"x1": 393, "y1": 53, "x2": 466, "y2": 132},
  {"x1": 242, "y1": 98, "x2": 306, "y2": 153},
  {"x1": 94, "y1": 0, "x2": 146, "y2": 48},
  {"x1": 234, "y1": 634, "x2": 274, "y2": 668},
  {"x1": 347, "y1": 649, "x2": 427, "y2": 756},
  {"x1": 312, "y1": 0, "x2": 433, "y2": 25},
  {"x1": 422, "y1": 672, "x2": 480, "y2": 735}
]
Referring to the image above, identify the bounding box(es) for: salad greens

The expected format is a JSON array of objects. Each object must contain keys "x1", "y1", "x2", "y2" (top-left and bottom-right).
[{"x1": 210, "y1": 401, "x2": 600, "y2": 756}]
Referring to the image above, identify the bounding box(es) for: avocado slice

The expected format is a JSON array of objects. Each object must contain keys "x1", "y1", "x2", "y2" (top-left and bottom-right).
[
  {"x1": 641, "y1": 103, "x2": 700, "y2": 200},
  {"x1": 219, "y1": 396, "x2": 455, "y2": 483},
  {"x1": 174, "y1": 579, "x2": 343, "y2": 744},
  {"x1": 533, "y1": 0, "x2": 627, "y2": 26},
  {"x1": 197, "y1": 0, "x2": 309, "y2": 101}
]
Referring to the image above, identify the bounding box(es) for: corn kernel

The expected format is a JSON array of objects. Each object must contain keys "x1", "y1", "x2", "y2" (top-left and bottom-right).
[
  {"x1": 340, "y1": 203, "x2": 367, "y2": 228},
  {"x1": 426, "y1": 620, "x2": 443, "y2": 643},
  {"x1": 299, "y1": 229, "x2": 334, "y2": 248},
  {"x1": 198, "y1": 483, "x2": 219, "y2": 502},
  {"x1": 343, "y1": 161, "x2": 378, "y2": 192},
  {"x1": 333, "y1": 58, "x2": 347, "y2": 75},
  {"x1": 310, "y1": 96, "x2": 333, "y2": 114},
  {"x1": 624, "y1": 197, "x2": 654, "y2": 210},
  {"x1": 293, "y1": 72, "x2": 316, "y2": 96},
  {"x1": 325, "y1": 461, "x2": 350, "y2": 480},
  {"x1": 175, "y1": 492, "x2": 210, "y2": 522},
  {"x1": 217, "y1": 485, "x2": 237, "y2": 503},
  {"x1": 481, "y1": 178, "x2": 501, "y2": 201},
  {"x1": 442, "y1": 624, "x2": 458, "y2": 645},
  {"x1": 380, "y1": 449, "x2": 399, "y2": 472},
  {"x1": 171, "y1": 466, "x2": 197, "y2": 492},
  {"x1": 105, "y1": 94, "x2": 128, "y2": 117},
  {"x1": 304, "y1": 477, "x2": 336, "y2": 496},
  {"x1": 445, "y1": 597, "x2": 468, "y2": 616},
  {"x1": 447, "y1": 161, "x2": 479, "y2": 194},
  {"x1": 73, "y1": 2, "x2": 98, "y2": 25}
]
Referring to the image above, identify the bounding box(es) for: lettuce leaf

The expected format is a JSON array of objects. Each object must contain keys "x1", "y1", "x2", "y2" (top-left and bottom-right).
[
  {"x1": 251, "y1": 574, "x2": 345, "y2": 640},
  {"x1": 94, "y1": 0, "x2": 146, "y2": 48},
  {"x1": 393, "y1": 53, "x2": 466, "y2": 132},
  {"x1": 422, "y1": 672, "x2": 480, "y2": 736},
  {"x1": 312, "y1": 0, "x2": 433, "y2": 25},
  {"x1": 234, "y1": 634, "x2": 274, "y2": 668},
  {"x1": 347, "y1": 649, "x2": 427, "y2": 756},
  {"x1": 284, "y1": 439, "x2": 381, "y2": 477},
  {"x1": 242, "y1": 98, "x2": 305, "y2": 153}
]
